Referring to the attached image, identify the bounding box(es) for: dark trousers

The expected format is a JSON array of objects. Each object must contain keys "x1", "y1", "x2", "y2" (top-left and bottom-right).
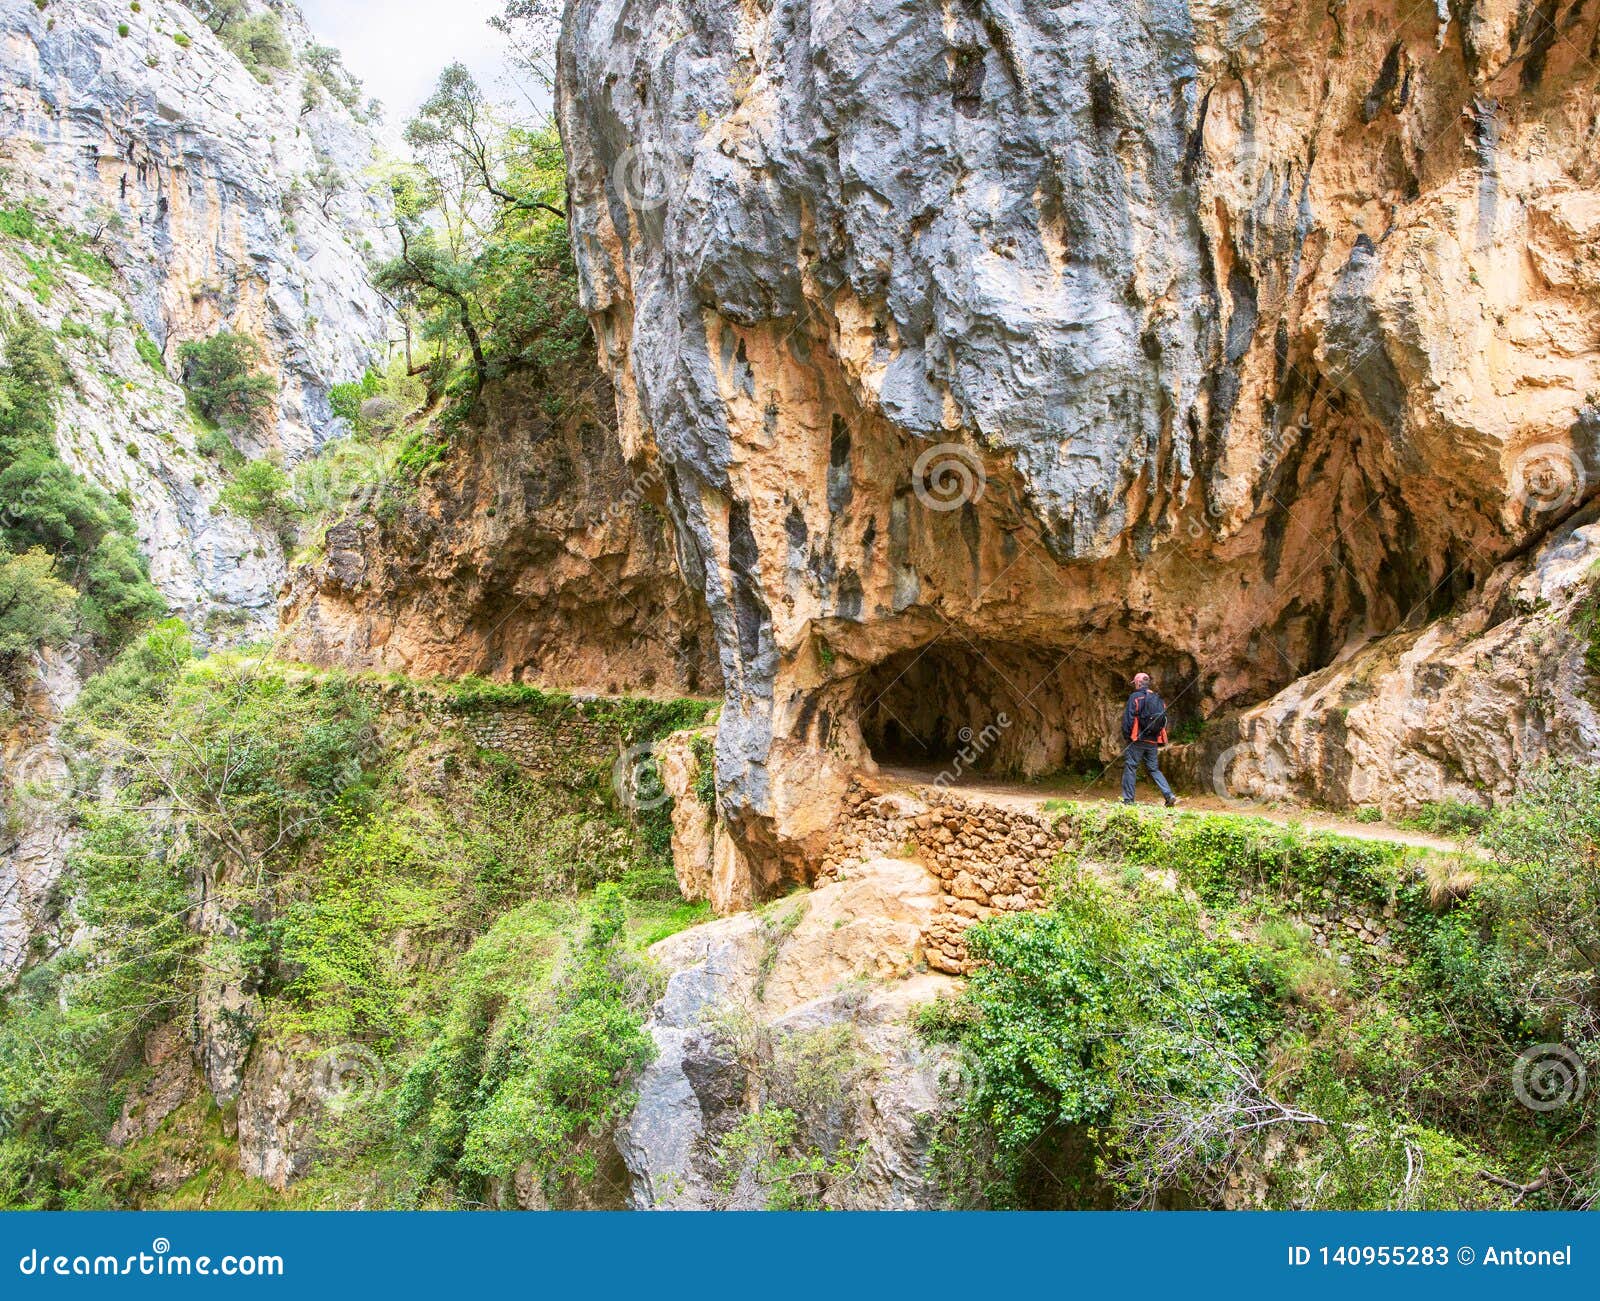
[{"x1": 1122, "y1": 741, "x2": 1174, "y2": 802}]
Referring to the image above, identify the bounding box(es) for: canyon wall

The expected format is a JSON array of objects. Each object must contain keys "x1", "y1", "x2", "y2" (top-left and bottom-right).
[
  {"x1": 283, "y1": 369, "x2": 722, "y2": 696},
  {"x1": 559, "y1": 0, "x2": 1600, "y2": 882},
  {"x1": 0, "y1": 0, "x2": 392, "y2": 462}
]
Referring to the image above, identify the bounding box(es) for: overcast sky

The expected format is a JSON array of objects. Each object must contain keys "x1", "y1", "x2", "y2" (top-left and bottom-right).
[{"x1": 296, "y1": 0, "x2": 542, "y2": 131}]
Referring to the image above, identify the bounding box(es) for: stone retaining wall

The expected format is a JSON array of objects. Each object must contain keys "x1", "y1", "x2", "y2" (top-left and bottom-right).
[
  {"x1": 819, "y1": 778, "x2": 1411, "y2": 975},
  {"x1": 819, "y1": 780, "x2": 1066, "y2": 974},
  {"x1": 352, "y1": 681, "x2": 650, "y2": 779}
]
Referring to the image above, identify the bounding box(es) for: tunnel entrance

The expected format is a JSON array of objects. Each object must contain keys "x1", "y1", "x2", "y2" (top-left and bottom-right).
[{"x1": 856, "y1": 639, "x2": 1120, "y2": 779}]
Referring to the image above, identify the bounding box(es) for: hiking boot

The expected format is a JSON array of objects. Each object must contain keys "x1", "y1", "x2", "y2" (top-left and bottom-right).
[
  {"x1": 1165, "y1": 795, "x2": 1180, "y2": 808},
  {"x1": 1120, "y1": 798, "x2": 1135, "y2": 806}
]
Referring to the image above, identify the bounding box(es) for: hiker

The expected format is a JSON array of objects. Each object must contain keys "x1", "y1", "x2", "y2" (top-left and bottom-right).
[{"x1": 1121, "y1": 672, "x2": 1179, "y2": 807}]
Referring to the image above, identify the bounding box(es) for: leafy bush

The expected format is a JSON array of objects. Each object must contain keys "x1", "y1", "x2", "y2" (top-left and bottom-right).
[
  {"x1": 1399, "y1": 800, "x2": 1489, "y2": 836},
  {"x1": 0, "y1": 547, "x2": 76, "y2": 657},
  {"x1": 930, "y1": 872, "x2": 1272, "y2": 1205},
  {"x1": 220, "y1": 13, "x2": 290, "y2": 79},
  {"x1": 1480, "y1": 761, "x2": 1600, "y2": 1047},
  {"x1": 395, "y1": 886, "x2": 656, "y2": 1198},
  {"x1": 177, "y1": 331, "x2": 276, "y2": 428},
  {"x1": 0, "y1": 310, "x2": 164, "y2": 653},
  {"x1": 328, "y1": 369, "x2": 381, "y2": 425},
  {"x1": 220, "y1": 458, "x2": 295, "y2": 529}
]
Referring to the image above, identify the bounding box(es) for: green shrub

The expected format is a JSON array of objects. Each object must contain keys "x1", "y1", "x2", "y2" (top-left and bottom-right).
[
  {"x1": 220, "y1": 12, "x2": 290, "y2": 79},
  {"x1": 133, "y1": 329, "x2": 164, "y2": 373},
  {"x1": 0, "y1": 547, "x2": 76, "y2": 656},
  {"x1": 328, "y1": 369, "x2": 381, "y2": 425},
  {"x1": 1398, "y1": 800, "x2": 1489, "y2": 836},
  {"x1": 1480, "y1": 761, "x2": 1600, "y2": 1045},
  {"x1": 219, "y1": 458, "x2": 294, "y2": 526},
  {"x1": 177, "y1": 331, "x2": 276, "y2": 428},
  {"x1": 395, "y1": 886, "x2": 656, "y2": 1198}
]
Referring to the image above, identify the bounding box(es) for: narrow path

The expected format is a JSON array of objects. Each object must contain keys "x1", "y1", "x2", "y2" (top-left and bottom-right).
[{"x1": 875, "y1": 765, "x2": 1468, "y2": 854}]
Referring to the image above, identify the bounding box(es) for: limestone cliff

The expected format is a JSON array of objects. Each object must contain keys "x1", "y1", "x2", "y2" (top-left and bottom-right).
[
  {"x1": 559, "y1": 0, "x2": 1600, "y2": 883},
  {"x1": 1, "y1": 0, "x2": 392, "y2": 980},
  {"x1": 0, "y1": 0, "x2": 393, "y2": 462},
  {"x1": 283, "y1": 368, "x2": 723, "y2": 696}
]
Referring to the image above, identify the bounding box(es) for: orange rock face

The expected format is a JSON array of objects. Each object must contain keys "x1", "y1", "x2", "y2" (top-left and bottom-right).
[{"x1": 557, "y1": 0, "x2": 1600, "y2": 885}]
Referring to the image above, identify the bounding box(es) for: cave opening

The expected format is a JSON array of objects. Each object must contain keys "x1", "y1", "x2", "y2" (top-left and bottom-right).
[{"x1": 855, "y1": 638, "x2": 1123, "y2": 780}]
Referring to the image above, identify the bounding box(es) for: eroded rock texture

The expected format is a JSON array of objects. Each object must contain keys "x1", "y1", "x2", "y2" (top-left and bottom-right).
[
  {"x1": 283, "y1": 370, "x2": 722, "y2": 695},
  {"x1": 560, "y1": 0, "x2": 1600, "y2": 877},
  {"x1": 0, "y1": 0, "x2": 392, "y2": 460}
]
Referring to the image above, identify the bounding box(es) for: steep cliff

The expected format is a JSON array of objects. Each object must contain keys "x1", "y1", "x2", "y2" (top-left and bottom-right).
[
  {"x1": 0, "y1": 0, "x2": 392, "y2": 980},
  {"x1": 559, "y1": 0, "x2": 1600, "y2": 883},
  {"x1": 283, "y1": 370, "x2": 722, "y2": 696},
  {"x1": 0, "y1": 0, "x2": 393, "y2": 461}
]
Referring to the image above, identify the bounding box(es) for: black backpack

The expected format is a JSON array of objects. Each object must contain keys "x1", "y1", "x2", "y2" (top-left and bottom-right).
[{"x1": 1130, "y1": 690, "x2": 1169, "y2": 745}]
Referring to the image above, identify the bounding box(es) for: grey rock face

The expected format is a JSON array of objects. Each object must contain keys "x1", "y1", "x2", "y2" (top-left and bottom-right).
[
  {"x1": 0, "y1": 0, "x2": 393, "y2": 462},
  {"x1": 617, "y1": 859, "x2": 959, "y2": 1209},
  {"x1": 559, "y1": 0, "x2": 1600, "y2": 858}
]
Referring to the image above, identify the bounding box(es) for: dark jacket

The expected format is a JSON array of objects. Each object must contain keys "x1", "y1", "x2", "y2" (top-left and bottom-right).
[{"x1": 1122, "y1": 689, "x2": 1168, "y2": 744}]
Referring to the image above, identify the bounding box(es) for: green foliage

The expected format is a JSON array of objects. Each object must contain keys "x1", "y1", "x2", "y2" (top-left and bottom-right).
[
  {"x1": 133, "y1": 329, "x2": 164, "y2": 373},
  {"x1": 715, "y1": 1108, "x2": 866, "y2": 1211},
  {"x1": 1479, "y1": 760, "x2": 1600, "y2": 1049},
  {"x1": 219, "y1": 458, "x2": 295, "y2": 529},
  {"x1": 395, "y1": 886, "x2": 656, "y2": 1197},
  {"x1": 1059, "y1": 802, "x2": 1404, "y2": 910},
  {"x1": 948, "y1": 873, "x2": 1270, "y2": 1201},
  {"x1": 380, "y1": 64, "x2": 582, "y2": 415},
  {"x1": 328, "y1": 369, "x2": 381, "y2": 424},
  {"x1": 220, "y1": 12, "x2": 290, "y2": 79},
  {"x1": 301, "y1": 43, "x2": 364, "y2": 112},
  {"x1": 690, "y1": 732, "x2": 716, "y2": 811},
  {"x1": 445, "y1": 676, "x2": 717, "y2": 738},
  {"x1": 0, "y1": 205, "x2": 114, "y2": 286},
  {"x1": 0, "y1": 547, "x2": 76, "y2": 656},
  {"x1": 0, "y1": 809, "x2": 197, "y2": 1207},
  {"x1": 177, "y1": 331, "x2": 277, "y2": 428},
  {"x1": 1398, "y1": 800, "x2": 1489, "y2": 836},
  {"x1": 0, "y1": 310, "x2": 164, "y2": 653}
]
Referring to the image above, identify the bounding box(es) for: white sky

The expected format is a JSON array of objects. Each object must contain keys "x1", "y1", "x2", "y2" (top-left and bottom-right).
[{"x1": 296, "y1": 0, "x2": 537, "y2": 129}]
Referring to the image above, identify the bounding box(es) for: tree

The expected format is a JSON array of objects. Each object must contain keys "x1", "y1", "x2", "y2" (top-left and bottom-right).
[
  {"x1": 177, "y1": 331, "x2": 277, "y2": 428},
  {"x1": 1482, "y1": 761, "x2": 1600, "y2": 1044},
  {"x1": 0, "y1": 547, "x2": 76, "y2": 658},
  {"x1": 405, "y1": 63, "x2": 564, "y2": 222}
]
